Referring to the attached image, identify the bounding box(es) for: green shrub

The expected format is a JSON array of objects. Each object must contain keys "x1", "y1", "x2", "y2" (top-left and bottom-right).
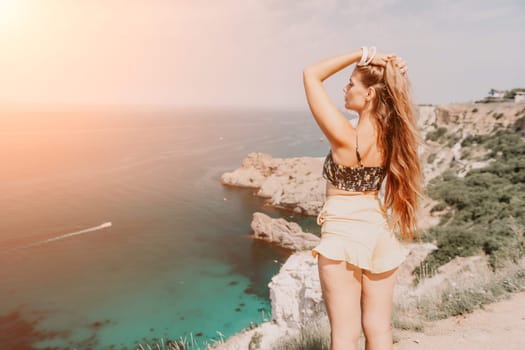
[
  {"x1": 427, "y1": 153, "x2": 437, "y2": 164},
  {"x1": 446, "y1": 132, "x2": 462, "y2": 147},
  {"x1": 426, "y1": 127, "x2": 448, "y2": 142},
  {"x1": 417, "y1": 129, "x2": 525, "y2": 274},
  {"x1": 504, "y1": 88, "x2": 525, "y2": 99},
  {"x1": 461, "y1": 148, "x2": 472, "y2": 159},
  {"x1": 430, "y1": 202, "x2": 447, "y2": 213},
  {"x1": 461, "y1": 134, "x2": 483, "y2": 147}
]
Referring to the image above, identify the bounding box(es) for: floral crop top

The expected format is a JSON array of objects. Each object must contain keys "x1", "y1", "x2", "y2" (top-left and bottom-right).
[{"x1": 322, "y1": 134, "x2": 387, "y2": 192}]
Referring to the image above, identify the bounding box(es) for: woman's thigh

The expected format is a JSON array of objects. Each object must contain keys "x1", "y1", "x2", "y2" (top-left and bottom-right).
[
  {"x1": 317, "y1": 254, "x2": 363, "y2": 338},
  {"x1": 361, "y1": 267, "x2": 398, "y2": 333}
]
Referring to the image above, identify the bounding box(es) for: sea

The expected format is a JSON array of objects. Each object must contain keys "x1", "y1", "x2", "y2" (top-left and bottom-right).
[{"x1": 0, "y1": 106, "x2": 331, "y2": 349}]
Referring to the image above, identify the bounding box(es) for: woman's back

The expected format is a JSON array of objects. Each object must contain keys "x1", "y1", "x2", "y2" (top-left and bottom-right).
[
  {"x1": 325, "y1": 117, "x2": 386, "y2": 196},
  {"x1": 330, "y1": 118, "x2": 383, "y2": 168}
]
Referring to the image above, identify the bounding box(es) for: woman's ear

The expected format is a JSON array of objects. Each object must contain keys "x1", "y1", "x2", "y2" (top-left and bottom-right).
[{"x1": 366, "y1": 87, "x2": 376, "y2": 101}]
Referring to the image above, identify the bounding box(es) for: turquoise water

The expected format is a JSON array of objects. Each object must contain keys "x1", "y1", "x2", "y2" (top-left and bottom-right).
[{"x1": 0, "y1": 107, "x2": 326, "y2": 349}]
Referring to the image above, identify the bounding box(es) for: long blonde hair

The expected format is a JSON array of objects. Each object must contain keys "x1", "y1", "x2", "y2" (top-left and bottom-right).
[{"x1": 356, "y1": 60, "x2": 423, "y2": 240}]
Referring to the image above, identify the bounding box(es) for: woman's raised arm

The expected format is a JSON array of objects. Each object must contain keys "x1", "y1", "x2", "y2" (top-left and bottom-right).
[{"x1": 302, "y1": 49, "x2": 363, "y2": 148}]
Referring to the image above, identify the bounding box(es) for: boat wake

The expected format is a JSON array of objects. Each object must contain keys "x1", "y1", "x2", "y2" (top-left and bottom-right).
[{"x1": 4, "y1": 222, "x2": 112, "y2": 253}]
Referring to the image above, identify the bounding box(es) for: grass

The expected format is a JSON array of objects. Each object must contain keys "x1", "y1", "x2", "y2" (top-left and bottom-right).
[
  {"x1": 133, "y1": 331, "x2": 226, "y2": 350},
  {"x1": 132, "y1": 305, "x2": 271, "y2": 350},
  {"x1": 425, "y1": 127, "x2": 447, "y2": 142},
  {"x1": 270, "y1": 317, "x2": 331, "y2": 350},
  {"x1": 396, "y1": 258, "x2": 525, "y2": 326},
  {"x1": 133, "y1": 321, "x2": 264, "y2": 350},
  {"x1": 248, "y1": 331, "x2": 263, "y2": 350}
]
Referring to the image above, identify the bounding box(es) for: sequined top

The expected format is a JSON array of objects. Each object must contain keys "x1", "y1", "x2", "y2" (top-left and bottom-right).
[{"x1": 322, "y1": 133, "x2": 387, "y2": 192}]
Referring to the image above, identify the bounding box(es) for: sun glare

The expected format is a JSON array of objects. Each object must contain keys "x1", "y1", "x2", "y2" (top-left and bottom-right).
[{"x1": 0, "y1": 0, "x2": 23, "y2": 31}]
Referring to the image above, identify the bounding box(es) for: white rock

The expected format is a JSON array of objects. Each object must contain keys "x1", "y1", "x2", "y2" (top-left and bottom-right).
[
  {"x1": 250, "y1": 213, "x2": 320, "y2": 251},
  {"x1": 268, "y1": 251, "x2": 326, "y2": 329},
  {"x1": 222, "y1": 153, "x2": 326, "y2": 215}
]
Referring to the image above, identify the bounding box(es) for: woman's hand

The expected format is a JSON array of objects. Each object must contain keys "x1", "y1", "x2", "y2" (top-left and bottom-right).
[
  {"x1": 389, "y1": 54, "x2": 408, "y2": 75},
  {"x1": 370, "y1": 52, "x2": 408, "y2": 75}
]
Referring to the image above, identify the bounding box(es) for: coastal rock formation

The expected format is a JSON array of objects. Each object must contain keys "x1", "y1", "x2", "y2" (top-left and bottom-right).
[
  {"x1": 221, "y1": 152, "x2": 326, "y2": 215},
  {"x1": 268, "y1": 251, "x2": 326, "y2": 329},
  {"x1": 417, "y1": 102, "x2": 525, "y2": 140},
  {"x1": 250, "y1": 212, "x2": 320, "y2": 250},
  {"x1": 416, "y1": 101, "x2": 525, "y2": 183},
  {"x1": 219, "y1": 152, "x2": 275, "y2": 188}
]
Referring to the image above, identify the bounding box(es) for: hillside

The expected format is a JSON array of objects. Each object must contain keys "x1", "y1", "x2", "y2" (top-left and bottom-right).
[{"x1": 415, "y1": 101, "x2": 525, "y2": 275}]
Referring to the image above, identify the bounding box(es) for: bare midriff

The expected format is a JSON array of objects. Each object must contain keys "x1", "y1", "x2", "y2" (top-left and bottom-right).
[{"x1": 325, "y1": 181, "x2": 380, "y2": 197}]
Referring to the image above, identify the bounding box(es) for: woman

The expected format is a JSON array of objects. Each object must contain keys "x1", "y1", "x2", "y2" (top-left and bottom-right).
[{"x1": 303, "y1": 46, "x2": 422, "y2": 350}]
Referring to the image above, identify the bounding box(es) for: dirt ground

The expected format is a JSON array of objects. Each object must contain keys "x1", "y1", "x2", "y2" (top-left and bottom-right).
[{"x1": 394, "y1": 291, "x2": 525, "y2": 350}]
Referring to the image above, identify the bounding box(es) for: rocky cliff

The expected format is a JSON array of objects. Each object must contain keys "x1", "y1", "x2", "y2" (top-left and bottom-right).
[{"x1": 212, "y1": 100, "x2": 525, "y2": 350}]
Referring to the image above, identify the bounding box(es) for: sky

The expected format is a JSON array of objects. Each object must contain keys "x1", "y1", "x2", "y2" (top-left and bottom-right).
[{"x1": 0, "y1": 0, "x2": 524, "y2": 110}]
